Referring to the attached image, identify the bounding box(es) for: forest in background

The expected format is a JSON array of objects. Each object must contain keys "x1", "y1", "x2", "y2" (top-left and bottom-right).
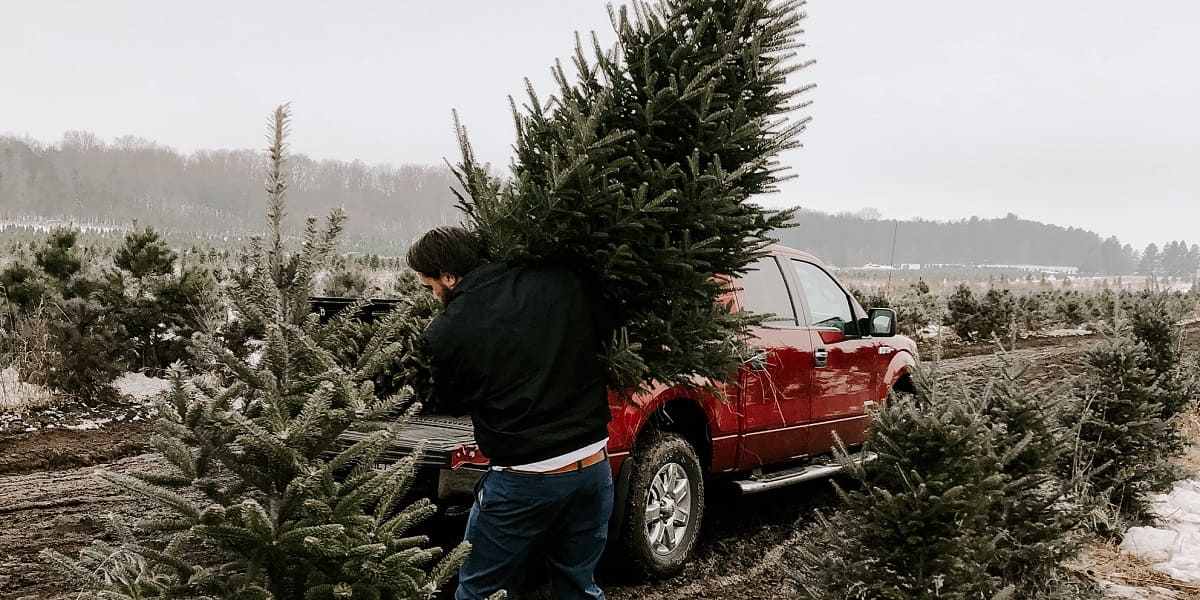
[
  {"x1": 780, "y1": 209, "x2": 1199, "y2": 276},
  {"x1": 2, "y1": 132, "x2": 1196, "y2": 276},
  {"x1": 0, "y1": 132, "x2": 458, "y2": 250}
]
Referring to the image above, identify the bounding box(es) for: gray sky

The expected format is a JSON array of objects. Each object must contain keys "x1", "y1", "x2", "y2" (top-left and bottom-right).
[{"x1": 3, "y1": 1, "x2": 1197, "y2": 249}]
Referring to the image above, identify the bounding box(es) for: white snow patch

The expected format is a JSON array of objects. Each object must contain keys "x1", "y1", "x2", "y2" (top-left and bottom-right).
[
  {"x1": 63, "y1": 417, "x2": 113, "y2": 431},
  {"x1": 1121, "y1": 528, "x2": 1180, "y2": 563},
  {"x1": 917, "y1": 323, "x2": 948, "y2": 339},
  {"x1": 113, "y1": 372, "x2": 170, "y2": 401},
  {"x1": 1104, "y1": 583, "x2": 1180, "y2": 599},
  {"x1": 1042, "y1": 327, "x2": 1092, "y2": 337},
  {"x1": 1119, "y1": 479, "x2": 1200, "y2": 584}
]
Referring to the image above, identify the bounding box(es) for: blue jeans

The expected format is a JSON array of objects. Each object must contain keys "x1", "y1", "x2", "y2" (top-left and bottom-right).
[{"x1": 455, "y1": 460, "x2": 614, "y2": 600}]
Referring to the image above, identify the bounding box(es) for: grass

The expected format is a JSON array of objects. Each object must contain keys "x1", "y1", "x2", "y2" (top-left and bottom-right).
[
  {"x1": 1078, "y1": 541, "x2": 1200, "y2": 599},
  {"x1": 0, "y1": 310, "x2": 62, "y2": 414},
  {"x1": 0, "y1": 366, "x2": 59, "y2": 413}
]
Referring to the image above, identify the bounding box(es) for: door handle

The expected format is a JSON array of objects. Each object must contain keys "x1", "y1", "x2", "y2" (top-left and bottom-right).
[{"x1": 814, "y1": 347, "x2": 828, "y2": 368}]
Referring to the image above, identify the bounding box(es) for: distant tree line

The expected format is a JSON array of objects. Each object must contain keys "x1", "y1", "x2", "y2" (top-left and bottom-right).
[
  {"x1": 777, "y1": 209, "x2": 1200, "y2": 276},
  {"x1": 2, "y1": 133, "x2": 1196, "y2": 275},
  {"x1": 0, "y1": 132, "x2": 461, "y2": 251}
]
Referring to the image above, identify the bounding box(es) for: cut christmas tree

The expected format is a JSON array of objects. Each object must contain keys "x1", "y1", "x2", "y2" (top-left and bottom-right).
[{"x1": 452, "y1": 0, "x2": 812, "y2": 390}]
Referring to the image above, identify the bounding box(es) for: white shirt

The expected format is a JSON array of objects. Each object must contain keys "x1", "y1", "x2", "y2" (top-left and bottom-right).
[{"x1": 493, "y1": 438, "x2": 609, "y2": 472}]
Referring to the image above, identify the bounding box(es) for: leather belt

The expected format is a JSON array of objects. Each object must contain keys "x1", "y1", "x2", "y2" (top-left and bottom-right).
[{"x1": 508, "y1": 448, "x2": 608, "y2": 475}]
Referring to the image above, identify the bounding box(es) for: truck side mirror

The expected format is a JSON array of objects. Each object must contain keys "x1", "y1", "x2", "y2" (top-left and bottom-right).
[{"x1": 868, "y1": 308, "x2": 896, "y2": 337}]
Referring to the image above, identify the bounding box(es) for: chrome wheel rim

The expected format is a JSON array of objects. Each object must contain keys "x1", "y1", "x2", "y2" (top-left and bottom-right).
[{"x1": 644, "y1": 462, "x2": 692, "y2": 556}]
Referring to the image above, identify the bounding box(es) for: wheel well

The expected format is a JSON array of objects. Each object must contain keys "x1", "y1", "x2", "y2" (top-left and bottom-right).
[
  {"x1": 893, "y1": 372, "x2": 916, "y2": 395},
  {"x1": 638, "y1": 398, "x2": 711, "y2": 469}
]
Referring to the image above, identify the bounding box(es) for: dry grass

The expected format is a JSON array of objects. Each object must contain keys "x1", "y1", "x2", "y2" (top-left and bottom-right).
[
  {"x1": 0, "y1": 310, "x2": 62, "y2": 414},
  {"x1": 1176, "y1": 406, "x2": 1200, "y2": 449},
  {"x1": 1078, "y1": 541, "x2": 1200, "y2": 599},
  {"x1": 1082, "y1": 377, "x2": 1200, "y2": 598},
  {"x1": 0, "y1": 366, "x2": 59, "y2": 413}
]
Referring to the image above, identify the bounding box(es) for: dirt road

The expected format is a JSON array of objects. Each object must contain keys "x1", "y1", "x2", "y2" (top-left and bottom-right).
[{"x1": 1, "y1": 327, "x2": 1194, "y2": 600}]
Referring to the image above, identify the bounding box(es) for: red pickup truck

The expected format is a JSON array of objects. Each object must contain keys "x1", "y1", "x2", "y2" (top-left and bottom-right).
[{"x1": 333, "y1": 244, "x2": 917, "y2": 578}]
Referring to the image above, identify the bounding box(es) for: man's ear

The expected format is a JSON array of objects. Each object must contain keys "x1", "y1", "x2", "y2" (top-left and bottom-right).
[{"x1": 440, "y1": 273, "x2": 461, "y2": 290}]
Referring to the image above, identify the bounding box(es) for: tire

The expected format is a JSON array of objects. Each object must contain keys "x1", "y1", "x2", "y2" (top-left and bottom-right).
[{"x1": 614, "y1": 432, "x2": 705, "y2": 579}]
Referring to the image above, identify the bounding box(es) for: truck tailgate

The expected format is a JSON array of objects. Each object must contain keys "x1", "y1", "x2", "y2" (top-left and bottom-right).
[{"x1": 338, "y1": 414, "x2": 477, "y2": 468}]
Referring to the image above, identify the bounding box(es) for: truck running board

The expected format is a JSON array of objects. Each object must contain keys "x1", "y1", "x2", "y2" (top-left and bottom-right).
[{"x1": 733, "y1": 452, "x2": 877, "y2": 495}]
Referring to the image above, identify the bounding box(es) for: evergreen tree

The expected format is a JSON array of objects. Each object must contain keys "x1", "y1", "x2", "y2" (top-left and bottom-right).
[
  {"x1": 34, "y1": 227, "x2": 83, "y2": 284},
  {"x1": 1160, "y1": 241, "x2": 1185, "y2": 277},
  {"x1": 980, "y1": 361, "x2": 1083, "y2": 590},
  {"x1": 42, "y1": 105, "x2": 469, "y2": 600},
  {"x1": 0, "y1": 260, "x2": 49, "y2": 312},
  {"x1": 1017, "y1": 292, "x2": 1048, "y2": 334},
  {"x1": 978, "y1": 287, "x2": 1016, "y2": 342},
  {"x1": 1064, "y1": 329, "x2": 1181, "y2": 525},
  {"x1": 893, "y1": 278, "x2": 940, "y2": 336},
  {"x1": 1053, "y1": 290, "x2": 1089, "y2": 327},
  {"x1": 100, "y1": 225, "x2": 219, "y2": 373},
  {"x1": 1138, "y1": 243, "x2": 1160, "y2": 276},
  {"x1": 1188, "y1": 244, "x2": 1200, "y2": 282},
  {"x1": 1126, "y1": 292, "x2": 1200, "y2": 421},
  {"x1": 793, "y1": 365, "x2": 1091, "y2": 599},
  {"x1": 945, "y1": 283, "x2": 979, "y2": 341},
  {"x1": 452, "y1": 0, "x2": 809, "y2": 390},
  {"x1": 44, "y1": 296, "x2": 127, "y2": 404},
  {"x1": 115, "y1": 224, "x2": 177, "y2": 278}
]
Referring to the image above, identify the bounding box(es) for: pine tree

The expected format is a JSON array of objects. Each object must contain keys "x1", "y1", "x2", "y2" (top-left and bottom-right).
[
  {"x1": 0, "y1": 260, "x2": 49, "y2": 312},
  {"x1": 1138, "y1": 243, "x2": 1160, "y2": 276},
  {"x1": 34, "y1": 227, "x2": 83, "y2": 284},
  {"x1": 1065, "y1": 330, "x2": 1181, "y2": 524},
  {"x1": 894, "y1": 278, "x2": 940, "y2": 336},
  {"x1": 793, "y1": 365, "x2": 1092, "y2": 599},
  {"x1": 1017, "y1": 292, "x2": 1048, "y2": 334},
  {"x1": 115, "y1": 224, "x2": 177, "y2": 278},
  {"x1": 100, "y1": 225, "x2": 219, "y2": 373},
  {"x1": 978, "y1": 287, "x2": 1016, "y2": 342},
  {"x1": 452, "y1": 0, "x2": 810, "y2": 390},
  {"x1": 980, "y1": 360, "x2": 1083, "y2": 591},
  {"x1": 42, "y1": 105, "x2": 469, "y2": 600},
  {"x1": 44, "y1": 296, "x2": 127, "y2": 404},
  {"x1": 792, "y1": 368, "x2": 1010, "y2": 599},
  {"x1": 1126, "y1": 292, "x2": 1199, "y2": 422},
  {"x1": 945, "y1": 283, "x2": 979, "y2": 341}
]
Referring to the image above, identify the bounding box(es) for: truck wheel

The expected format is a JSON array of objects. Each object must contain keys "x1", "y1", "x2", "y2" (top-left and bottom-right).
[{"x1": 615, "y1": 432, "x2": 705, "y2": 579}]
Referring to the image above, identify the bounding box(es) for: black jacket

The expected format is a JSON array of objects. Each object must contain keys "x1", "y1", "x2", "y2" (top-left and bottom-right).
[{"x1": 422, "y1": 262, "x2": 612, "y2": 467}]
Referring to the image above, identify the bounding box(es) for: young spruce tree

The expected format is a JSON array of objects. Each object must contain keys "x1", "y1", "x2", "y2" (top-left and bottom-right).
[
  {"x1": 793, "y1": 364, "x2": 1092, "y2": 599},
  {"x1": 42, "y1": 105, "x2": 469, "y2": 600},
  {"x1": 453, "y1": 0, "x2": 810, "y2": 390},
  {"x1": 1065, "y1": 313, "x2": 1187, "y2": 526}
]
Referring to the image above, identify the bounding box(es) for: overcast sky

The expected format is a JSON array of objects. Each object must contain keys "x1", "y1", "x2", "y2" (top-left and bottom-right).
[{"x1": 3, "y1": 1, "x2": 1197, "y2": 249}]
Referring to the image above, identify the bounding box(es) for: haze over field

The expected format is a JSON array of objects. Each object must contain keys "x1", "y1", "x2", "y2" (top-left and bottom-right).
[{"x1": 2, "y1": 1, "x2": 1198, "y2": 249}]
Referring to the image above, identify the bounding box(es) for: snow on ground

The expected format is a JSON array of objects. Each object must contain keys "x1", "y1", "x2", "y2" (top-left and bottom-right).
[
  {"x1": 0, "y1": 370, "x2": 168, "y2": 434},
  {"x1": 1119, "y1": 478, "x2": 1200, "y2": 584},
  {"x1": 1042, "y1": 327, "x2": 1094, "y2": 337},
  {"x1": 113, "y1": 371, "x2": 171, "y2": 400},
  {"x1": 1104, "y1": 583, "x2": 1182, "y2": 599}
]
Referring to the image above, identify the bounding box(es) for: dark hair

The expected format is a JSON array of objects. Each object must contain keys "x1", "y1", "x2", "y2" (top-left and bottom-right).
[{"x1": 407, "y1": 226, "x2": 485, "y2": 278}]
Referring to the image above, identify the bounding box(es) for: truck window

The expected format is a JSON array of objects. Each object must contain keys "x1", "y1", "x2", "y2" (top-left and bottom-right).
[
  {"x1": 790, "y1": 260, "x2": 853, "y2": 330},
  {"x1": 737, "y1": 257, "x2": 797, "y2": 325}
]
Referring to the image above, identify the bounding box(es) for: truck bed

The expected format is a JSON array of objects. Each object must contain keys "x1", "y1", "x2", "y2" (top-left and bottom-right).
[{"x1": 338, "y1": 414, "x2": 476, "y2": 468}]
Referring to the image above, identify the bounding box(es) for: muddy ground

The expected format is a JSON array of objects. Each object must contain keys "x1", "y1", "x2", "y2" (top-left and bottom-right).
[{"x1": 1, "y1": 325, "x2": 1197, "y2": 600}]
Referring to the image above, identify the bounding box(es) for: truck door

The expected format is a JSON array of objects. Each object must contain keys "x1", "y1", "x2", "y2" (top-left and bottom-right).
[
  {"x1": 786, "y1": 259, "x2": 878, "y2": 454},
  {"x1": 734, "y1": 256, "x2": 815, "y2": 468}
]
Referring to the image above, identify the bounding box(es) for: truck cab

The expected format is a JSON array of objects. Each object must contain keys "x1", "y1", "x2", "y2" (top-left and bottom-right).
[{"x1": 333, "y1": 244, "x2": 918, "y2": 578}]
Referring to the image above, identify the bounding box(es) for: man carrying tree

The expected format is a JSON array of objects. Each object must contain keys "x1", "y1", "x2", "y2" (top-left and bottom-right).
[{"x1": 408, "y1": 226, "x2": 615, "y2": 600}]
